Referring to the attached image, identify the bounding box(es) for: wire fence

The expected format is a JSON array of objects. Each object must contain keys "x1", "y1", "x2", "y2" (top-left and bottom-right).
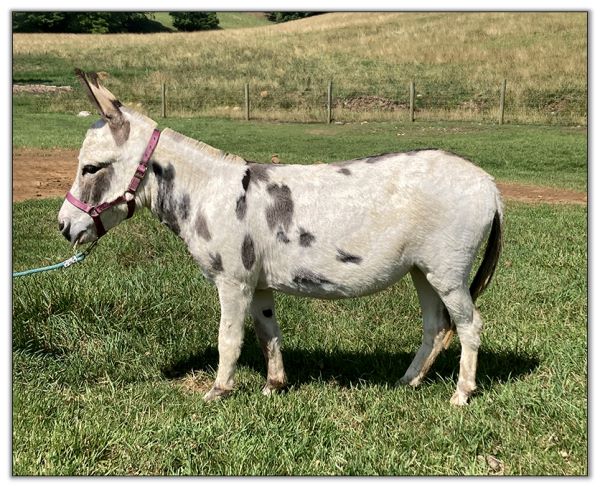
[
  {"x1": 13, "y1": 79, "x2": 587, "y2": 126},
  {"x1": 153, "y1": 79, "x2": 586, "y2": 125}
]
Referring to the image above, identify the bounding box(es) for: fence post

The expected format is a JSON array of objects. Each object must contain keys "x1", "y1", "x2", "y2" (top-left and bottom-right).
[
  {"x1": 499, "y1": 79, "x2": 507, "y2": 125},
  {"x1": 161, "y1": 82, "x2": 166, "y2": 118},
  {"x1": 244, "y1": 83, "x2": 250, "y2": 121},
  {"x1": 409, "y1": 80, "x2": 415, "y2": 122},
  {"x1": 327, "y1": 80, "x2": 333, "y2": 124}
]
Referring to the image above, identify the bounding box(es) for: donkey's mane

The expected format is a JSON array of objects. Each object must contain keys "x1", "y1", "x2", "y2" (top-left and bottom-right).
[
  {"x1": 121, "y1": 106, "x2": 157, "y2": 127},
  {"x1": 120, "y1": 106, "x2": 246, "y2": 166},
  {"x1": 162, "y1": 128, "x2": 246, "y2": 166}
]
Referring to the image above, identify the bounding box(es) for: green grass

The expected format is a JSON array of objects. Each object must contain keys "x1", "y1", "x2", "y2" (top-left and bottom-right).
[
  {"x1": 216, "y1": 12, "x2": 273, "y2": 29},
  {"x1": 12, "y1": 12, "x2": 586, "y2": 124},
  {"x1": 11, "y1": 93, "x2": 588, "y2": 474},
  {"x1": 12, "y1": 199, "x2": 587, "y2": 475},
  {"x1": 151, "y1": 12, "x2": 175, "y2": 31},
  {"x1": 150, "y1": 12, "x2": 272, "y2": 31},
  {"x1": 12, "y1": 111, "x2": 587, "y2": 191}
]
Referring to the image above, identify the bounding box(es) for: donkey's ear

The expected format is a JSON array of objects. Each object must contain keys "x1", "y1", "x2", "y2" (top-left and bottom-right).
[{"x1": 75, "y1": 68, "x2": 130, "y2": 145}]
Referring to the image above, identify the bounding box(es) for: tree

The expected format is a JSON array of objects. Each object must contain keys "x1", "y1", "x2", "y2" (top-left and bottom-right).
[
  {"x1": 12, "y1": 12, "x2": 166, "y2": 33},
  {"x1": 169, "y1": 12, "x2": 219, "y2": 31},
  {"x1": 265, "y1": 12, "x2": 321, "y2": 23},
  {"x1": 13, "y1": 12, "x2": 68, "y2": 32}
]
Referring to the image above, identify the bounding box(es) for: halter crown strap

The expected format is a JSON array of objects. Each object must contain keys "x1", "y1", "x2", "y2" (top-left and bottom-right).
[
  {"x1": 65, "y1": 128, "x2": 161, "y2": 238},
  {"x1": 128, "y1": 128, "x2": 160, "y2": 194}
]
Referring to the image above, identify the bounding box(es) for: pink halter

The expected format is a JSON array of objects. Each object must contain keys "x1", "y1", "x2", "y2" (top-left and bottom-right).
[{"x1": 65, "y1": 128, "x2": 161, "y2": 238}]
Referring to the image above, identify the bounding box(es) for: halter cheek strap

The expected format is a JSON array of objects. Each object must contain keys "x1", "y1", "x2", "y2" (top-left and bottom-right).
[{"x1": 65, "y1": 128, "x2": 160, "y2": 238}]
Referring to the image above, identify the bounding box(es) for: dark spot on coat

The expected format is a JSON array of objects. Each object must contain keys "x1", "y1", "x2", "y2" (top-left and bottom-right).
[
  {"x1": 337, "y1": 167, "x2": 352, "y2": 176},
  {"x1": 152, "y1": 162, "x2": 181, "y2": 234},
  {"x1": 266, "y1": 183, "x2": 294, "y2": 232},
  {"x1": 209, "y1": 253, "x2": 224, "y2": 273},
  {"x1": 293, "y1": 268, "x2": 334, "y2": 287},
  {"x1": 248, "y1": 162, "x2": 273, "y2": 184},
  {"x1": 241, "y1": 234, "x2": 255, "y2": 270},
  {"x1": 298, "y1": 228, "x2": 316, "y2": 247},
  {"x1": 262, "y1": 309, "x2": 273, "y2": 318},
  {"x1": 336, "y1": 248, "x2": 363, "y2": 264},
  {"x1": 236, "y1": 195, "x2": 247, "y2": 220},
  {"x1": 78, "y1": 164, "x2": 115, "y2": 204},
  {"x1": 152, "y1": 162, "x2": 173, "y2": 180},
  {"x1": 179, "y1": 194, "x2": 190, "y2": 221},
  {"x1": 276, "y1": 229, "x2": 290, "y2": 244},
  {"x1": 241, "y1": 168, "x2": 251, "y2": 191},
  {"x1": 366, "y1": 153, "x2": 394, "y2": 163},
  {"x1": 195, "y1": 211, "x2": 211, "y2": 241}
]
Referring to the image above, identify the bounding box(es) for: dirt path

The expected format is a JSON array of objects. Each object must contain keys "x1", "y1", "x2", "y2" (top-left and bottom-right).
[
  {"x1": 496, "y1": 181, "x2": 586, "y2": 206},
  {"x1": 13, "y1": 148, "x2": 78, "y2": 202},
  {"x1": 12, "y1": 148, "x2": 587, "y2": 206}
]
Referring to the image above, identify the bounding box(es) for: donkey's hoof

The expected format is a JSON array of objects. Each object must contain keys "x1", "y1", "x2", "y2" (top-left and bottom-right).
[
  {"x1": 261, "y1": 379, "x2": 286, "y2": 396},
  {"x1": 450, "y1": 390, "x2": 470, "y2": 406},
  {"x1": 397, "y1": 374, "x2": 421, "y2": 388},
  {"x1": 261, "y1": 385, "x2": 277, "y2": 396},
  {"x1": 203, "y1": 386, "x2": 232, "y2": 402}
]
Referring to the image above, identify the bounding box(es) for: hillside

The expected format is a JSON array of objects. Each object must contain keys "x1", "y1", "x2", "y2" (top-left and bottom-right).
[
  {"x1": 151, "y1": 12, "x2": 272, "y2": 30},
  {"x1": 12, "y1": 12, "x2": 587, "y2": 123},
  {"x1": 216, "y1": 12, "x2": 272, "y2": 29}
]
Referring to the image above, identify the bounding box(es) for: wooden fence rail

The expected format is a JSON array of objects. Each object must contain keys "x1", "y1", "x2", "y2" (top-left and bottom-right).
[{"x1": 499, "y1": 79, "x2": 507, "y2": 125}]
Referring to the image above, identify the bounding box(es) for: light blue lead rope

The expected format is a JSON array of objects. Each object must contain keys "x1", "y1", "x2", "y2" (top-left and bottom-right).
[{"x1": 12, "y1": 240, "x2": 98, "y2": 278}]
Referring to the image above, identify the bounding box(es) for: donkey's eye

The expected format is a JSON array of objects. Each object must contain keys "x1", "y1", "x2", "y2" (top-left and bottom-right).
[{"x1": 82, "y1": 164, "x2": 102, "y2": 176}]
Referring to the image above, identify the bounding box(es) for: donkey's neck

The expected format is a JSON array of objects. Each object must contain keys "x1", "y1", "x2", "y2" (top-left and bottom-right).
[
  {"x1": 159, "y1": 128, "x2": 247, "y2": 168},
  {"x1": 139, "y1": 128, "x2": 247, "y2": 241}
]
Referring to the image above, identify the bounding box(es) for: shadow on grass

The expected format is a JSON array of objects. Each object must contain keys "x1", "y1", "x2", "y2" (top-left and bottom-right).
[{"x1": 162, "y1": 342, "x2": 539, "y2": 391}]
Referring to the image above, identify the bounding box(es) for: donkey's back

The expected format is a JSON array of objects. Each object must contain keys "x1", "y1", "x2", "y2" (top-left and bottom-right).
[{"x1": 249, "y1": 150, "x2": 502, "y2": 302}]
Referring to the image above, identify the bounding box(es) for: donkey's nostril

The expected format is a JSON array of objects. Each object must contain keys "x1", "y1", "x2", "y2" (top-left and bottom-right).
[
  {"x1": 60, "y1": 222, "x2": 71, "y2": 241},
  {"x1": 58, "y1": 221, "x2": 65, "y2": 232}
]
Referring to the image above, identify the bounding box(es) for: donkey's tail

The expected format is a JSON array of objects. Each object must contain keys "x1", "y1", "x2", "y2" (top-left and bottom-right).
[
  {"x1": 469, "y1": 209, "x2": 503, "y2": 303},
  {"x1": 442, "y1": 201, "x2": 503, "y2": 349}
]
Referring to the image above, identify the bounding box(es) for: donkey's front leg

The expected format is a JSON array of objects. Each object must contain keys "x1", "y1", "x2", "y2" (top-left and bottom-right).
[
  {"x1": 203, "y1": 281, "x2": 254, "y2": 402},
  {"x1": 249, "y1": 289, "x2": 287, "y2": 395}
]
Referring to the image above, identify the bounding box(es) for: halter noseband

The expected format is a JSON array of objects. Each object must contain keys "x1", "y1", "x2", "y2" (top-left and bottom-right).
[{"x1": 65, "y1": 128, "x2": 161, "y2": 238}]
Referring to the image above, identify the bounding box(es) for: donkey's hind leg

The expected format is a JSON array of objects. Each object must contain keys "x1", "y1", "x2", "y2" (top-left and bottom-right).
[
  {"x1": 249, "y1": 289, "x2": 287, "y2": 395},
  {"x1": 434, "y1": 283, "x2": 483, "y2": 406},
  {"x1": 399, "y1": 268, "x2": 452, "y2": 387}
]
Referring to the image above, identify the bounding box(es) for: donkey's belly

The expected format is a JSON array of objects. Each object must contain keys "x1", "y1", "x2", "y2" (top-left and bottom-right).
[{"x1": 262, "y1": 259, "x2": 413, "y2": 299}]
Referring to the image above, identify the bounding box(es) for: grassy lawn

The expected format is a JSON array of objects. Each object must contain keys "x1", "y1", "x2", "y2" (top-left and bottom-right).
[
  {"x1": 12, "y1": 198, "x2": 587, "y2": 475},
  {"x1": 12, "y1": 111, "x2": 587, "y2": 191}
]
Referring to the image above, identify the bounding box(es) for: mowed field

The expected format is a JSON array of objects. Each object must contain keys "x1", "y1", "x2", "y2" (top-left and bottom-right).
[
  {"x1": 12, "y1": 12, "x2": 587, "y2": 476},
  {"x1": 12, "y1": 12, "x2": 587, "y2": 123}
]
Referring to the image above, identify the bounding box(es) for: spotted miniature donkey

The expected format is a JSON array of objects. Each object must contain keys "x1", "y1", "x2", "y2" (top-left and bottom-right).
[{"x1": 58, "y1": 70, "x2": 503, "y2": 406}]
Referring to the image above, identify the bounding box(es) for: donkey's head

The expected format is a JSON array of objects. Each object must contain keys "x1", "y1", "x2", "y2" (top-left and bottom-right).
[{"x1": 58, "y1": 69, "x2": 158, "y2": 245}]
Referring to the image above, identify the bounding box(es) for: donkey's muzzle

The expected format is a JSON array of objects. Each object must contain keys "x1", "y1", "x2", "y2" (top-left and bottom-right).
[{"x1": 59, "y1": 220, "x2": 71, "y2": 241}]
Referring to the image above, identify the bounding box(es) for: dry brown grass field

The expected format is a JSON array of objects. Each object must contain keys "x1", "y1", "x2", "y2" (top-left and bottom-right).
[{"x1": 13, "y1": 12, "x2": 587, "y2": 123}]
